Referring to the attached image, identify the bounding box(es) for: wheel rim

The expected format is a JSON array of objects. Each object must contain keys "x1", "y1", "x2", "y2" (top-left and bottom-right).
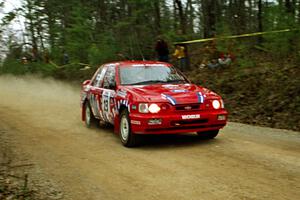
[
  {"x1": 85, "y1": 105, "x2": 91, "y2": 125},
  {"x1": 120, "y1": 115, "x2": 129, "y2": 141}
]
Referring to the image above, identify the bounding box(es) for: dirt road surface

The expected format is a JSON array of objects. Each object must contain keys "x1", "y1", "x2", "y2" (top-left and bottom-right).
[{"x1": 0, "y1": 75, "x2": 299, "y2": 200}]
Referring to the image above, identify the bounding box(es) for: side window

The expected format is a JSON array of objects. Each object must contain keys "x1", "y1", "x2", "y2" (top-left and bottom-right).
[
  {"x1": 103, "y1": 66, "x2": 116, "y2": 89},
  {"x1": 92, "y1": 66, "x2": 107, "y2": 87}
]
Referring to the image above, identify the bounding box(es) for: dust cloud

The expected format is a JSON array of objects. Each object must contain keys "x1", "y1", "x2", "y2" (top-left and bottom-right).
[{"x1": 0, "y1": 75, "x2": 82, "y2": 130}]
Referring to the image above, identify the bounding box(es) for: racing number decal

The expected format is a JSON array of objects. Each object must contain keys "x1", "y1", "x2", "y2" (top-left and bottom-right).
[{"x1": 101, "y1": 90, "x2": 113, "y2": 123}]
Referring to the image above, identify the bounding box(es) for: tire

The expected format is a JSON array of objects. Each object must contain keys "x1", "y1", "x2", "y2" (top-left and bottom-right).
[
  {"x1": 119, "y1": 109, "x2": 138, "y2": 147},
  {"x1": 197, "y1": 130, "x2": 219, "y2": 139},
  {"x1": 84, "y1": 101, "x2": 99, "y2": 128}
]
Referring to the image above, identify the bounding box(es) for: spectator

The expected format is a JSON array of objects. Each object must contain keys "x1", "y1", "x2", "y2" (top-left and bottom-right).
[
  {"x1": 44, "y1": 50, "x2": 50, "y2": 63},
  {"x1": 21, "y1": 56, "x2": 28, "y2": 64},
  {"x1": 31, "y1": 45, "x2": 38, "y2": 62},
  {"x1": 155, "y1": 38, "x2": 169, "y2": 62},
  {"x1": 207, "y1": 59, "x2": 220, "y2": 69},
  {"x1": 173, "y1": 44, "x2": 186, "y2": 71},
  {"x1": 63, "y1": 51, "x2": 69, "y2": 65},
  {"x1": 116, "y1": 52, "x2": 129, "y2": 60},
  {"x1": 218, "y1": 53, "x2": 232, "y2": 66}
]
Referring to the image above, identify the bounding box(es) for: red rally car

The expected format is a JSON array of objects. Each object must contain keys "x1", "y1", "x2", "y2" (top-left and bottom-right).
[{"x1": 81, "y1": 61, "x2": 228, "y2": 147}]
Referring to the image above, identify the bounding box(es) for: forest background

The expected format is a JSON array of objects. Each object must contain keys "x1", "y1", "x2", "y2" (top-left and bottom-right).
[{"x1": 0, "y1": 0, "x2": 299, "y2": 131}]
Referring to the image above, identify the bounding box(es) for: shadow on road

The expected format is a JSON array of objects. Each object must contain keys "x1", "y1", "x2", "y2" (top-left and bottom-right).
[
  {"x1": 96, "y1": 123, "x2": 222, "y2": 148},
  {"x1": 139, "y1": 134, "x2": 221, "y2": 149}
]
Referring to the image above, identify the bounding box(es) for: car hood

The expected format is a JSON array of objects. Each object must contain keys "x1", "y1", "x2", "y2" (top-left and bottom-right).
[{"x1": 123, "y1": 83, "x2": 219, "y2": 105}]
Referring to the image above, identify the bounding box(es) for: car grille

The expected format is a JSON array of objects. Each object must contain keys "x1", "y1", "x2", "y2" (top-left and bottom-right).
[{"x1": 175, "y1": 104, "x2": 200, "y2": 111}]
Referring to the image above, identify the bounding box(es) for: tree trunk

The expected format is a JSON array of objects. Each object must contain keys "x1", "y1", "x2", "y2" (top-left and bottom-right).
[
  {"x1": 36, "y1": 23, "x2": 45, "y2": 52},
  {"x1": 95, "y1": 0, "x2": 106, "y2": 31},
  {"x1": 26, "y1": 0, "x2": 38, "y2": 60},
  {"x1": 285, "y1": 0, "x2": 297, "y2": 24},
  {"x1": 186, "y1": 0, "x2": 194, "y2": 34},
  {"x1": 44, "y1": 5, "x2": 55, "y2": 52},
  {"x1": 153, "y1": 0, "x2": 161, "y2": 35},
  {"x1": 298, "y1": 0, "x2": 300, "y2": 24},
  {"x1": 175, "y1": 0, "x2": 186, "y2": 34},
  {"x1": 237, "y1": 0, "x2": 246, "y2": 34},
  {"x1": 258, "y1": 0, "x2": 263, "y2": 43},
  {"x1": 173, "y1": 0, "x2": 177, "y2": 31},
  {"x1": 285, "y1": 0, "x2": 294, "y2": 14},
  {"x1": 202, "y1": 0, "x2": 217, "y2": 38}
]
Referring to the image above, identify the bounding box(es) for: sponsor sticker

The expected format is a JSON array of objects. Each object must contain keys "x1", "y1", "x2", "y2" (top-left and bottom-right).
[
  {"x1": 181, "y1": 114, "x2": 200, "y2": 120},
  {"x1": 162, "y1": 84, "x2": 179, "y2": 89},
  {"x1": 117, "y1": 90, "x2": 127, "y2": 98},
  {"x1": 172, "y1": 89, "x2": 188, "y2": 93},
  {"x1": 131, "y1": 120, "x2": 141, "y2": 125},
  {"x1": 132, "y1": 64, "x2": 144, "y2": 67}
]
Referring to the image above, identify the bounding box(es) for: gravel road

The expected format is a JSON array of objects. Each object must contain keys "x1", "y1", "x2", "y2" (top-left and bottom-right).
[{"x1": 0, "y1": 75, "x2": 299, "y2": 200}]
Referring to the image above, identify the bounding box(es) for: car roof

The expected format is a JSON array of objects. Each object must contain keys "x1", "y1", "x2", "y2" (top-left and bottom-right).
[{"x1": 105, "y1": 60, "x2": 173, "y2": 67}]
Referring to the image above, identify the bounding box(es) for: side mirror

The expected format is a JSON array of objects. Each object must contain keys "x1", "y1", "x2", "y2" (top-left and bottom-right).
[
  {"x1": 82, "y1": 80, "x2": 91, "y2": 86},
  {"x1": 82, "y1": 80, "x2": 91, "y2": 89}
]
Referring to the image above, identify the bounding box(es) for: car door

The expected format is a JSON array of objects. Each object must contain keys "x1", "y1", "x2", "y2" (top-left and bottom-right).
[
  {"x1": 100, "y1": 65, "x2": 117, "y2": 124},
  {"x1": 89, "y1": 65, "x2": 107, "y2": 119}
]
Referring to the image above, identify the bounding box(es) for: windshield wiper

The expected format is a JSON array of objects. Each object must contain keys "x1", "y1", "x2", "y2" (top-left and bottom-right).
[
  {"x1": 165, "y1": 79, "x2": 187, "y2": 83},
  {"x1": 131, "y1": 80, "x2": 167, "y2": 85},
  {"x1": 124, "y1": 79, "x2": 187, "y2": 86}
]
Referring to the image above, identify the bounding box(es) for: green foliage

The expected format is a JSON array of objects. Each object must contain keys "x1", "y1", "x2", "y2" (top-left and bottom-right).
[
  {"x1": 64, "y1": 4, "x2": 93, "y2": 62},
  {"x1": 0, "y1": 59, "x2": 56, "y2": 76},
  {"x1": 263, "y1": 32, "x2": 296, "y2": 57},
  {"x1": 261, "y1": 3, "x2": 300, "y2": 57},
  {"x1": 237, "y1": 57, "x2": 257, "y2": 68},
  {"x1": 1, "y1": 0, "x2": 300, "y2": 81},
  {"x1": 0, "y1": 59, "x2": 28, "y2": 75},
  {"x1": 88, "y1": 44, "x2": 103, "y2": 65},
  {"x1": 88, "y1": 37, "x2": 117, "y2": 65}
]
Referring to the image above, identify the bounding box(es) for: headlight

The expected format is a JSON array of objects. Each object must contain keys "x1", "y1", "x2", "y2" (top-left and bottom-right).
[
  {"x1": 148, "y1": 103, "x2": 161, "y2": 113},
  {"x1": 212, "y1": 100, "x2": 221, "y2": 109},
  {"x1": 139, "y1": 103, "x2": 161, "y2": 113},
  {"x1": 139, "y1": 103, "x2": 149, "y2": 113}
]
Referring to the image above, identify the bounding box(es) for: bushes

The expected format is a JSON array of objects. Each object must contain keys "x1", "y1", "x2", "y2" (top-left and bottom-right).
[{"x1": 0, "y1": 59, "x2": 56, "y2": 77}]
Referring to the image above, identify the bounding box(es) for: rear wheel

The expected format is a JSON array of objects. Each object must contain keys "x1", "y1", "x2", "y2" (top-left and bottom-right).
[
  {"x1": 84, "y1": 102, "x2": 99, "y2": 128},
  {"x1": 119, "y1": 109, "x2": 138, "y2": 147},
  {"x1": 197, "y1": 130, "x2": 219, "y2": 139}
]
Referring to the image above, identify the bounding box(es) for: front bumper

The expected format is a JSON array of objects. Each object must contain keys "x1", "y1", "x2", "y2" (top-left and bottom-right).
[{"x1": 129, "y1": 109, "x2": 228, "y2": 134}]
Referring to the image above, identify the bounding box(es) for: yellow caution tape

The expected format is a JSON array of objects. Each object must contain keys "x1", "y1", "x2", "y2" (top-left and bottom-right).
[
  {"x1": 175, "y1": 29, "x2": 299, "y2": 45},
  {"x1": 49, "y1": 61, "x2": 90, "y2": 69}
]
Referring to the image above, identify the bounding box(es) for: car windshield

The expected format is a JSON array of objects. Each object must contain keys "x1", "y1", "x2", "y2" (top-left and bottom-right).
[{"x1": 120, "y1": 64, "x2": 187, "y2": 85}]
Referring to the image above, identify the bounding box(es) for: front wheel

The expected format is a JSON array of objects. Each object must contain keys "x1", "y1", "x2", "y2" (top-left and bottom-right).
[
  {"x1": 119, "y1": 110, "x2": 139, "y2": 147},
  {"x1": 197, "y1": 130, "x2": 219, "y2": 139}
]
